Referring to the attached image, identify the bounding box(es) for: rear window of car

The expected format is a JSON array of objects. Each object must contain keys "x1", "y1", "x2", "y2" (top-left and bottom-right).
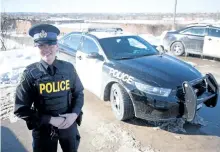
[
  {"x1": 181, "y1": 27, "x2": 206, "y2": 36},
  {"x1": 80, "y1": 37, "x2": 99, "y2": 54},
  {"x1": 59, "y1": 34, "x2": 82, "y2": 50}
]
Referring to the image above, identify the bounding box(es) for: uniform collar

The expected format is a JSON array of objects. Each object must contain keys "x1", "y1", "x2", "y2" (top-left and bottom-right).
[{"x1": 40, "y1": 58, "x2": 60, "y2": 70}]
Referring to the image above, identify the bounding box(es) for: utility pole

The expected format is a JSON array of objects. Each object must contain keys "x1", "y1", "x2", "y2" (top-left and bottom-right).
[{"x1": 173, "y1": 0, "x2": 177, "y2": 30}]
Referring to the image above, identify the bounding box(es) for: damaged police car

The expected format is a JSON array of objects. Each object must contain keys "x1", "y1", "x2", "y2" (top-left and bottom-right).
[{"x1": 58, "y1": 28, "x2": 219, "y2": 122}]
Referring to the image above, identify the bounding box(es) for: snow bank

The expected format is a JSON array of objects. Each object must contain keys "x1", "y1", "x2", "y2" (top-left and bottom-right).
[
  {"x1": 138, "y1": 30, "x2": 168, "y2": 46},
  {"x1": 0, "y1": 47, "x2": 40, "y2": 84},
  {"x1": 8, "y1": 32, "x2": 29, "y2": 38},
  {"x1": 0, "y1": 46, "x2": 40, "y2": 121},
  {"x1": 139, "y1": 34, "x2": 162, "y2": 46},
  {"x1": 0, "y1": 38, "x2": 25, "y2": 50}
]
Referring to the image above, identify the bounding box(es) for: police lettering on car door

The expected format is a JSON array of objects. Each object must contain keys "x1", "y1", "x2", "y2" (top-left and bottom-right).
[{"x1": 109, "y1": 68, "x2": 134, "y2": 84}]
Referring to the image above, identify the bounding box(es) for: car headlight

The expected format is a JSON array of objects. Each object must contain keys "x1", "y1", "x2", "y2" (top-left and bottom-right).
[{"x1": 135, "y1": 82, "x2": 171, "y2": 97}]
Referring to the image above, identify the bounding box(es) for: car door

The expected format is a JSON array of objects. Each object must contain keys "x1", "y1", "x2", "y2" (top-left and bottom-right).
[
  {"x1": 57, "y1": 34, "x2": 82, "y2": 66},
  {"x1": 75, "y1": 36, "x2": 105, "y2": 96},
  {"x1": 179, "y1": 26, "x2": 207, "y2": 53},
  {"x1": 203, "y1": 27, "x2": 220, "y2": 58}
]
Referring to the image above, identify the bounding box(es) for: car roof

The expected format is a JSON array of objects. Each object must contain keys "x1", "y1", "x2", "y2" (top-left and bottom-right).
[{"x1": 186, "y1": 23, "x2": 220, "y2": 28}]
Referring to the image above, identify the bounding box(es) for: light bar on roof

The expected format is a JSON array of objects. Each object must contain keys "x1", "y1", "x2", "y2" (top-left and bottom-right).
[{"x1": 88, "y1": 28, "x2": 123, "y2": 32}]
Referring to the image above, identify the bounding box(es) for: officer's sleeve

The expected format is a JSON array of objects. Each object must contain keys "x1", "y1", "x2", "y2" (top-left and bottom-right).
[
  {"x1": 70, "y1": 65, "x2": 84, "y2": 116},
  {"x1": 14, "y1": 70, "x2": 51, "y2": 129}
]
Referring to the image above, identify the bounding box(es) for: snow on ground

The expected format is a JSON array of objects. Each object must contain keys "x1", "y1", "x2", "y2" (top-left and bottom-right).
[
  {"x1": 0, "y1": 46, "x2": 40, "y2": 76},
  {"x1": 139, "y1": 30, "x2": 169, "y2": 46},
  {"x1": 0, "y1": 38, "x2": 26, "y2": 50},
  {"x1": 139, "y1": 34, "x2": 162, "y2": 46},
  {"x1": 8, "y1": 32, "x2": 29, "y2": 38},
  {"x1": 0, "y1": 46, "x2": 40, "y2": 121}
]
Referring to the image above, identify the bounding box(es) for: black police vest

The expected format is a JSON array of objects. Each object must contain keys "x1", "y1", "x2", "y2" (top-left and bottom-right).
[{"x1": 30, "y1": 63, "x2": 71, "y2": 116}]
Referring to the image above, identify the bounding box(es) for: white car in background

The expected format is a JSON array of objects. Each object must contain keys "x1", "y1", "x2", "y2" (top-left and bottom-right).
[{"x1": 162, "y1": 24, "x2": 220, "y2": 58}]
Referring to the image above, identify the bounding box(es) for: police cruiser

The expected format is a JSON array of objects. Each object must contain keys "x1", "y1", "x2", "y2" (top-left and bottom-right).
[{"x1": 58, "y1": 28, "x2": 219, "y2": 122}]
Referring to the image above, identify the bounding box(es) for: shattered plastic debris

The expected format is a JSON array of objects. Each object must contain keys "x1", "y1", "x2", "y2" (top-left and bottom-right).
[
  {"x1": 149, "y1": 114, "x2": 207, "y2": 133},
  {"x1": 159, "y1": 118, "x2": 186, "y2": 133},
  {"x1": 147, "y1": 118, "x2": 186, "y2": 133}
]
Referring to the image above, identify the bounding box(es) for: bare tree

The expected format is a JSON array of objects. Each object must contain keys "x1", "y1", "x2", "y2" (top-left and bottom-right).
[{"x1": 1, "y1": 12, "x2": 14, "y2": 51}]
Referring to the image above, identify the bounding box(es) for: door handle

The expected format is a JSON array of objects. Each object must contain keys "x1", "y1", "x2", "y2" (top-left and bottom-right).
[
  {"x1": 77, "y1": 56, "x2": 82, "y2": 60},
  {"x1": 208, "y1": 38, "x2": 212, "y2": 41}
]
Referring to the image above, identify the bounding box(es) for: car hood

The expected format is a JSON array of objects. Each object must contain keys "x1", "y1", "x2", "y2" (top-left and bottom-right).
[{"x1": 114, "y1": 54, "x2": 202, "y2": 88}]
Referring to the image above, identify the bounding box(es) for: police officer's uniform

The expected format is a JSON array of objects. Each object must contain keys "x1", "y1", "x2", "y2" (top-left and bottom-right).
[{"x1": 14, "y1": 24, "x2": 84, "y2": 152}]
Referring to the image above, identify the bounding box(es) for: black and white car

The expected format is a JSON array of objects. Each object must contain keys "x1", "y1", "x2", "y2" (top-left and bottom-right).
[
  {"x1": 163, "y1": 24, "x2": 220, "y2": 58},
  {"x1": 58, "y1": 28, "x2": 219, "y2": 122}
]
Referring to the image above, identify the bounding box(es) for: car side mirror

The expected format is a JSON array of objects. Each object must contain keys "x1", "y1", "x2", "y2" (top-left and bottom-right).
[
  {"x1": 87, "y1": 52, "x2": 104, "y2": 60},
  {"x1": 155, "y1": 45, "x2": 166, "y2": 54},
  {"x1": 156, "y1": 45, "x2": 165, "y2": 52}
]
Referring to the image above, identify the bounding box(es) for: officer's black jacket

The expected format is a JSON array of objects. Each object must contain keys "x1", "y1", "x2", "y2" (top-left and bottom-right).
[{"x1": 14, "y1": 59, "x2": 84, "y2": 129}]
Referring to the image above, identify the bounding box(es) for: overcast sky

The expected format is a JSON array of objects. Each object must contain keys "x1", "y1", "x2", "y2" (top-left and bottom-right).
[{"x1": 1, "y1": 0, "x2": 220, "y2": 13}]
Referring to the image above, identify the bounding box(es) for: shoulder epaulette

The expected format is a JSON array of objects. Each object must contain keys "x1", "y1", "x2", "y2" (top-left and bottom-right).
[{"x1": 26, "y1": 62, "x2": 44, "y2": 80}]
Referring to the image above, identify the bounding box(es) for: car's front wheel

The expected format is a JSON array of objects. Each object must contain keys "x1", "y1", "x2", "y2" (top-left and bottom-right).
[
  {"x1": 110, "y1": 83, "x2": 134, "y2": 121},
  {"x1": 171, "y1": 42, "x2": 185, "y2": 56}
]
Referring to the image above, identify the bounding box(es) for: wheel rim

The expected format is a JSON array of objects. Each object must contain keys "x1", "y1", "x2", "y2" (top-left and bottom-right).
[
  {"x1": 173, "y1": 44, "x2": 182, "y2": 54},
  {"x1": 112, "y1": 89, "x2": 121, "y2": 115}
]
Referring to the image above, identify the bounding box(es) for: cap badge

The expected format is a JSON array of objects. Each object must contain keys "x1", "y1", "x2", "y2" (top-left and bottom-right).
[{"x1": 39, "y1": 30, "x2": 47, "y2": 38}]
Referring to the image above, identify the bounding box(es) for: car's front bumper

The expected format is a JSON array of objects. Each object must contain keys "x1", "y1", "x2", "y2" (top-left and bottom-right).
[
  {"x1": 182, "y1": 73, "x2": 219, "y2": 121},
  {"x1": 129, "y1": 73, "x2": 219, "y2": 122},
  {"x1": 130, "y1": 89, "x2": 181, "y2": 121}
]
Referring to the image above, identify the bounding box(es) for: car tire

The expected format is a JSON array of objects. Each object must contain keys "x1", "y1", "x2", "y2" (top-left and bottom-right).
[
  {"x1": 110, "y1": 83, "x2": 134, "y2": 121},
  {"x1": 171, "y1": 42, "x2": 185, "y2": 56}
]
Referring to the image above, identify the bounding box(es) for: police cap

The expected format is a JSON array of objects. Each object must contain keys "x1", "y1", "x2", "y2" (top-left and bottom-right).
[{"x1": 29, "y1": 24, "x2": 60, "y2": 45}]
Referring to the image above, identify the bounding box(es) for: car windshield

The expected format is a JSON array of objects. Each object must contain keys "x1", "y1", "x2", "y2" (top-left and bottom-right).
[{"x1": 99, "y1": 36, "x2": 159, "y2": 60}]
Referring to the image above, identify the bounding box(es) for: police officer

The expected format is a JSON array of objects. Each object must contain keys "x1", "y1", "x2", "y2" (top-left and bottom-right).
[{"x1": 14, "y1": 24, "x2": 84, "y2": 152}]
